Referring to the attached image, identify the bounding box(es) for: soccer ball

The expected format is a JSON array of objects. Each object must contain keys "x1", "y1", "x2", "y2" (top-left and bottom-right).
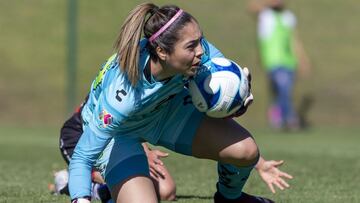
[{"x1": 189, "y1": 57, "x2": 249, "y2": 118}]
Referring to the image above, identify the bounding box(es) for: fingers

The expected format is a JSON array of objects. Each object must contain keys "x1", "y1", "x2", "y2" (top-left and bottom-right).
[
  {"x1": 244, "y1": 93, "x2": 254, "y2": 106},
  {"x1": 276, "y1": 160, "x2": 284, "y2": 165},
  {"x1": 279, "y1": 171, "x2": 294, "y2": 179},
  {"x1": 149, "y1": 163, "x2": 166, "y2": 178},
  {"x1": 147, "y1": 149, "x2": 169, "y2": 166},
  {"x1": 270, "y1": 159, "x2": 293, "y2": 179},
  {"x1": 243, "y1": 67, "x2": 250, "y2": 77},
  {"x1": 260, "y1": 159, "x2": 293, "y2": 193},
  {"x1": 273, "y1": 177, "x2": 290, "y2": 192},
  {"x1": 149, "y1": 157, "x2": 163, "y2": 168},
  {"x1": 148, "y1": 156, "x2": 163, "y2": 167},
  {"x1": 272, "y1": 160, "x2": 284, "y2": 166},
  {"x1": 242, "y1": 67, "x2": 253, "y2": 103},
  {"x1": 153, "y1": 149, "x2": 169, "y2": 158},
  {"x1": 243, "y1": 67, "x2": 252, "y2": 82},
  {"x1": 267, "y1": 182, "x2": 276, "y2": 194},
  {"x1": 273, "y1": 181, "x2": 285, "y2": 191},
  {"x1": 149, "y1": 168, "x2": 159, "y2": 179},
  {"x1": 156, "y1": 166, "x2": 166, "y2": 177},
  {"x1": 278, "y1": 178, "x2": 290, "y2": 188},
  {"x1": 154, "y1": 158, "x2": 164, "y2": 166},
  {"x1": 267, "y1": 176, "x2": 291, "y2": 193},
  {"x1": 148, "y1": 155, "x2": 166, "y2": 177}
]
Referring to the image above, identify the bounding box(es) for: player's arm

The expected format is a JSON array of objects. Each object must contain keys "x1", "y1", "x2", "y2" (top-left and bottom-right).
[
  {"x1": 255, "y1": 156, "x2": 293, "y2": 193},
  {"x1": 68, "y1": 126, "x2": 112, "y2": 202},
  {"x1": 69, "y1": 89, "x2": 125, "y2": 201}
]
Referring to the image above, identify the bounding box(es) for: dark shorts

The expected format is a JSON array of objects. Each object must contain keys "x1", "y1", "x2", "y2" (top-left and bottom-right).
[{"x1": 59, "y1": 111, "x2": 83, "y2": 164}]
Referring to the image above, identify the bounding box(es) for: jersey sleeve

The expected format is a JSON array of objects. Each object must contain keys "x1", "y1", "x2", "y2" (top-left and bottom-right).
[
  {"x1": 68, "y1": 126, "x2": 112, "y2": 199},
  {"x1": 69, "y1": 56, "x2": 135, "y2": 199},
  {"x1": 200, "y1": 37, "x2": 224, "y2": 65},
  {"x1": 68, "y1": 81, "x2": 133, "y2": 199}
]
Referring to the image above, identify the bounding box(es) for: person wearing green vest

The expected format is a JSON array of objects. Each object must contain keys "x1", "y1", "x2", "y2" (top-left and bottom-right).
[{"x1": 251, "y1": 0, "x2": 311, "y2": 130}]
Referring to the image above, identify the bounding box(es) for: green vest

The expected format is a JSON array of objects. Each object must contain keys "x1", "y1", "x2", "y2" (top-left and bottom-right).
[{"x1": 259, "y1": 11, "x2": 297, "y2": 70}]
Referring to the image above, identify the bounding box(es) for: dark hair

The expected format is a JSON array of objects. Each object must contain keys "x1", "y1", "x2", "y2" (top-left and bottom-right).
[
  {"x1": 114, "y1": 3, "x2": 196, "y2": 86},
  {"x1": 144, "y1": 5, "x2": 195, "y2": 61}
]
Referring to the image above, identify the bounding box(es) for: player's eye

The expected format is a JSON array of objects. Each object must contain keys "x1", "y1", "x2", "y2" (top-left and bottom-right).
[
  {"x1": 187, "y1": 44, "x2": 196, "y2": 50},
  {"x1": 187, "y1": 40, "x2": 199, "y2": 50}
]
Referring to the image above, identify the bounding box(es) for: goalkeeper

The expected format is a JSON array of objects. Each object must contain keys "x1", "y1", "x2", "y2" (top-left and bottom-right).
[{"x1": 68, "y1": 3, "x2": 292, "y2": 203}]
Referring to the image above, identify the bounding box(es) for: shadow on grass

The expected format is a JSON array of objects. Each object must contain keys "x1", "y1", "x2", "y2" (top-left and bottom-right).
[{"x1": 176, "y1": 195, "x2": 212, "y2": 200}]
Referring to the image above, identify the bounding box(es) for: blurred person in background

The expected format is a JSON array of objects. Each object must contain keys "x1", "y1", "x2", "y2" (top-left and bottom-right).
[{"x1": 248, "y1": 0, "x2": 311, "y2": 131}]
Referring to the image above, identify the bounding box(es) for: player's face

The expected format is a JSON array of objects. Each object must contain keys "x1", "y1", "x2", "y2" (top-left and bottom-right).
[{"x1": 165, "y1": 20, "x2": 204, "y2": 77}]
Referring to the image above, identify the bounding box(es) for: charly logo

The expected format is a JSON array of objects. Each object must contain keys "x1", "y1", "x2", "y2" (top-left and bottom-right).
[{"x1": 99, "y1": 110, "x2": 113, "y2": 127}]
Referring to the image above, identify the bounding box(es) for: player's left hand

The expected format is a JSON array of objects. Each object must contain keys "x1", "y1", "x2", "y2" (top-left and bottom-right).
[
  {"x1": 256, "y1": 160, "x2": 293, "y2": 193},
  {"x1": 227, "y1": 67, "x2": 254, "y2": 118}
]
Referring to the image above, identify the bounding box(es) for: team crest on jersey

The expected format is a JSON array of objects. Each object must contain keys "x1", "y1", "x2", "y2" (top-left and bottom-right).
[{"x1": 99, "y1": 110, "x2": 113, "y2": 127}]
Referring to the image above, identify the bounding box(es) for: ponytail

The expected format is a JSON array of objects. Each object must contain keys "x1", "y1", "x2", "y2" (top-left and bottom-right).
[
  {"x1": 114, "y1": 3, "x2": 195, "y2": 86},
  {"x1": 114, "y1": 3, "x2": 158, "y2": 86}
]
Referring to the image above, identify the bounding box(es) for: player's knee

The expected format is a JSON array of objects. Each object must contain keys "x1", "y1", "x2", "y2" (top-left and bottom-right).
[
  {"x1": 159, "y1": 182, "x2": 176, "y2": 201},
  {"x1": 159, "y1": 187, "x2": 176, "y2": 201},
  {"x1": 222, "y1": 139, "x2": 259, "y2": 167},
  {"x1": 239, "y1": 141, "x2": 259, "y2": 166}
]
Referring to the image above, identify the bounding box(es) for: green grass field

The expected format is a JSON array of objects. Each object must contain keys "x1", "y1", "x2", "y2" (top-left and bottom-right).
[{"x1": 1, "y1": 126, "x2": 359, "y2": 203}]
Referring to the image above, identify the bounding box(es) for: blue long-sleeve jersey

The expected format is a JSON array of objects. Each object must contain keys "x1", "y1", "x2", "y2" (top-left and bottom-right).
[{"x1": 69, "y1": 38, "x2": 223, "y2": 199}]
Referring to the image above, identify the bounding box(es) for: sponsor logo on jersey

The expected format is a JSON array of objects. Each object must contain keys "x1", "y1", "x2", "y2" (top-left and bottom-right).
[{"x1": 99, "y1": 110, "x2": 113, "y2": 127}]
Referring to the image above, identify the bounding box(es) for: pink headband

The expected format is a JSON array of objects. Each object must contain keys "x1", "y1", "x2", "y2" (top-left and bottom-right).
[{"x1": 149, "y1": 9, "x2": 184, "y2": 43}]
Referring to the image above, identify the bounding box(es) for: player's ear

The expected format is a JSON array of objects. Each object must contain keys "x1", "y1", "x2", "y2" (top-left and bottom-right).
[{"x1": 156, "y1": 46, "x2": 167, "y2": 61}]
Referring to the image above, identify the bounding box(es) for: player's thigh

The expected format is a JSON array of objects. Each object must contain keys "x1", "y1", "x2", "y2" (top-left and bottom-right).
[
  {"x1": 102, "y1": 136, "x2": 157, "y2": 202},
  {"x1": 112, "y1": 176, "x2": 157, "y2": 203},
  {"x1": 156, "y1": 90, "x2": 258, "y2": 166},
  {"x1": 156, "y1": 91, "x2": 204, "y2": 155},
  {"x1": 192, "y1": 117, "x2": 259, "y2": 167},
  {"x1": 96, "y1": 139, "x2": 175, "y2": 201}
]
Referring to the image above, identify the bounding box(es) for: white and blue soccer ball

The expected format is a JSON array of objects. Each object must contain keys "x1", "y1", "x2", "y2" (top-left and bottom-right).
[{"x1": 189, "y1": 57, "x2": 250, "y2": 118}]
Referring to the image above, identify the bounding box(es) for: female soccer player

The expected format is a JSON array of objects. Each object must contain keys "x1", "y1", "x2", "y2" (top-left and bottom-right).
[{"x1": 69, "y1": 3, "x2": 292, "y2": 203}]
